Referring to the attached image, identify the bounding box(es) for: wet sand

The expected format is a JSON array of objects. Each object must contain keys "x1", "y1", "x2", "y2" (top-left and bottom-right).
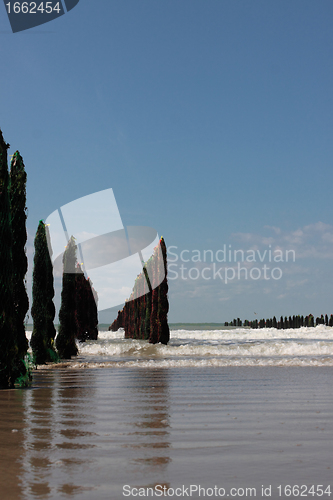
[{"x1": 0, "y1": 366, "x2": 332, "y2": 499}]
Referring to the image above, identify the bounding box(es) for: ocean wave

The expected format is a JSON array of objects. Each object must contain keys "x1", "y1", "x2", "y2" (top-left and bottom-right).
[
  {"x1": 28, "y1": 326, "x2": 333, "y2": 369},
  {"x1": 78, "y1": 338, "x2": 333, "y2": 358},
  {"x1": 37, "y1": 355, "x2": 333, "y2": 369}
]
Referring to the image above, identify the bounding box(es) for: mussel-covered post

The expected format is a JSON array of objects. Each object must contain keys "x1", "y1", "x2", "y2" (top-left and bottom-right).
[
  {"x1": 56, "y1": 236, "x2": 79, "y2": 359},
  {"x1": 31, "y1": 221, "x2": 57, "y2": 363},
  {"x1": 0, "y1": 131, "x2": 17, "y2": 387},
  {"x1": 9, "y1": 151, "x2": 29, "y2": 361}
]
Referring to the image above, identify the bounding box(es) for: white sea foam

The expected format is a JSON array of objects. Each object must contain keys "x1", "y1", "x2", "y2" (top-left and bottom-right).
[
  {"x1": 29, "y1": 325, "x2": 333, "y2": 368},
  {"x1": 67, "y1": 356, "x2": 333, "y2": 369},
  {"x1": 75, "y1": 326, "x2": 333, "y2": 367}
]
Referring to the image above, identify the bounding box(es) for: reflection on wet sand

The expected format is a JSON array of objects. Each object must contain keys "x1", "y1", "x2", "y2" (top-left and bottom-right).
[
  {"x1": 123, "y1": 369, "x2": 171, "y2": 482},
  {"x1": 25, "y1": 381, "x2": 53, "y2": 496},
  {"x1": 1, "y1": 366, "x2": 173, "y2": 499},
  {"x1": 22, "y1": 369, "x2": 97, "y2": 498},
  {"x1": 0, "y1": 388, "x2": 26, "y2": 500}
]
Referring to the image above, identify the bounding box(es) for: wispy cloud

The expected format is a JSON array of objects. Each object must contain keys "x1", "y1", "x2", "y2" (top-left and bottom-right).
[{"x1": 231, "y1": 221, "x2": 333, "y2": 260}]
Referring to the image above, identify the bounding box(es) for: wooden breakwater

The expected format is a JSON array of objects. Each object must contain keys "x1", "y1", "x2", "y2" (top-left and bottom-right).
[
  {"x1": 109, "y1": 237, "x2": 170, "y2": 344},
  {"x1": 224, "y1": 314, "x2": 333, "y2": 329}
]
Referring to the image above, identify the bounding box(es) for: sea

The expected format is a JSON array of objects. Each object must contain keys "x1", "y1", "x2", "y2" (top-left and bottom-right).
[{"x1": 51, "y1": 323, "x2": 333, "y2": 369}]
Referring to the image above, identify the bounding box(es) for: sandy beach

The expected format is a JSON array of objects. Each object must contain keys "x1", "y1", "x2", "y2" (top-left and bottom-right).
[
  {"x1": 0, "y1": 364, "x2": 332, "y2": 500},
  {"x1": 2, "y1": 1, "x2": 332, "y2": 498}
]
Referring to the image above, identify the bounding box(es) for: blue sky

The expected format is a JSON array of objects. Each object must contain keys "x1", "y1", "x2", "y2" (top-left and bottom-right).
[{"x1": 1, "y1": 0, "x2": 333, "y2": 323}]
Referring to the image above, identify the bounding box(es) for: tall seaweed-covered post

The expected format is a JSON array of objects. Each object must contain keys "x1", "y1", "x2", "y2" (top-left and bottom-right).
[
  {"x1": 0, "y1": 130, "x2": 17, "y2": 388},
  {"x1": 157, "y1": 237, "x2": 170, "y2": 345},
  {"x1": 56, "y1": 236, "x2": 78, "y2": 359},
  {"x1": 75, "y1": 265, "x2": 89, "y2": 342},
  {"x1": 143, "y1": 264, "x2": 152, "y2": 339},
  {"x1": 31, "y1": 221, "x2": 57, "y2": 364},
  {"x1": 45, "y1": 225, "x2": 57, "y2": 356},
  {"x1": 109, "y1": 308, "x2": 124, "y2": 331},
  {"x1": 149, "y1": 237, "x2": 169, "y2": 344},
  {"x1": 75, "y1": 266, "x2": 98, "y2": 342},
  {"x1": 122, "y1": 303, "x2": 127, "y2": 336},
  {"x1": 137, "y1": 276, "x2": 145, "y2": 339},
  {"x1": 9, "y1": 151, "x2": 29, "y2": 360},
  {"x1": 87, "y1": 277, "x2": 98, "y2": 340},
  {"x1": 31, "y1": 221, "x2": 49, "y2": 363},
  {"x1": 149, "y1": 246, "x2": 159, "y2": 343},
  {"x1": 133, "y1": 277, "x2": 140, "y2": 339}
]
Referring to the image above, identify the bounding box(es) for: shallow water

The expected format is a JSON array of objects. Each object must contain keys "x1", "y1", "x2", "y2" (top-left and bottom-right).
[{"x1": 0, "y1": 328, "x2": 332, "y2": 499}]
